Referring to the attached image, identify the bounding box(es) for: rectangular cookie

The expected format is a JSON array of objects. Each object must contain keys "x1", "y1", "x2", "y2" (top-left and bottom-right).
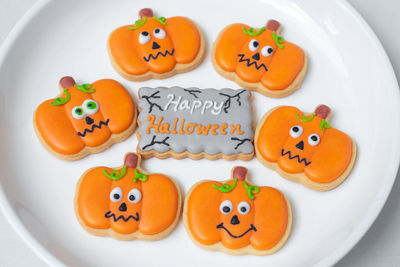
[{"x1": 137, "y1": 86, "x2": 254, "y2": 160}]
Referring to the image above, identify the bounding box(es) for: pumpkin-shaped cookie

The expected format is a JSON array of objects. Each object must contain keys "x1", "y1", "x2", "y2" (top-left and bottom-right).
[
  {"x1": 34, "y1": 76, "x2": 136, "y2": 160},
  {"x1": 75, "y1": 153, "x2": 181, "y2": 240},
  {"x1": 184, "y1": 166, "x2": 291, "y2": 255},
  {"x1": 255, "y1": 105, "x2": 356, "y2": 191},
  {"x1": 212, "y1": 20, "x2": 306, "y2": 98},
  {"x1": 108, "y1": 8, "x2": 205, "y2": 81}
]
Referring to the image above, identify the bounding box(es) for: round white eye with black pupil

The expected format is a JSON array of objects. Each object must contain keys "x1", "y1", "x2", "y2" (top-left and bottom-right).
[
  {"x1": 82, "y1": 99, "x2": 99, "y2": 115},
  {"x1": 261, "y1": 45, "x2": 274, "y2": 56},
  {"x1": 127, "y1": 188, "x2": 142, "y2": 203},
  {"x1": 153, "y1": 28, "x2": 166, "y2": 39},
  {"x1": 308, "y1": 134, "x2": 320, "y2": 146},
  {"x1": 248, "y1": 39, "x2": 259, "y2": 52},
  {"x1": 110, "y1": 187, "x2": 123, "y2": 202},
  {"x1": 219, "y1": 200, "x2": 233, "y2": 214},
  {"x1": 238, "y1": 201, "x2": 250, "y2": 215},
  {"x1": 139, "y1": 31, "x2": 151, "y2": 44},
  {"x1": 72, "y1": 106, "x2": 85, "y2": 119},
  {"x1": 289, "y1": 125, "x2": 303, "y2": 138}
]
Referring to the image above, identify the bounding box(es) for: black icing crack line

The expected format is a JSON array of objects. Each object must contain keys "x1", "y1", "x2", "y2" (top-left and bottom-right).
[
  {"x1": 219, "y1": 90, "x2": 247, "y2": 113},
  {"x1": 237, "y1": 54, "x2": 268, "y2": 71},
  {"x1": 142, "y1": 91, "x2": 163, "y2": 113},
  {"x1": 143, "y1": 49, "x2": 175, "y2": 62},
  {"x1": 77, "y1": 119, "x2": 110, "y2": 137},
  {"x1": 281, "y1": 149, "x2": 311, "y2": 166},
  {"x1": 142, "y1": 135, "x2": 170, "y2": 150},
  {"x1": 183, "y1": 88, "x2": 202, "y2": 98},
  {"x1": 231, "y1": 137, "x2": 251, "y2": 150}
]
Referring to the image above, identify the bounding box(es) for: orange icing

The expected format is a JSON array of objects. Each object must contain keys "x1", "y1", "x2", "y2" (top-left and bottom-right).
[
  {"x1": 77, "y1": 158, "x2": 179, "y2": 235},
  {"x1": 34, "y1": 79, "x2": 135, "y2": 155},
  {"x1": 256, "y1": 106, "x2": 353, "y2": 183},
  {"x1": 187, "y1": 175, "x2": 289, "y2": 250},
  {"x1": 108, "y1": 16, "x2": 201, "y2": 76},
  {"x1": 214, "y1": 23, "x2": 304, "y2": 91}
]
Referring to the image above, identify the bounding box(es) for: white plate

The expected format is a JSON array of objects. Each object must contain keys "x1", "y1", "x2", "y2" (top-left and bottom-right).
[{"x1": 0, "y1": 0, "x2": 399, "y2": 266}]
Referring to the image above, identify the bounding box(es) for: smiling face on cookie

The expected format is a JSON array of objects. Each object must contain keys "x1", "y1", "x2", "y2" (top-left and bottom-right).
[{"x1": 185, "y1": 167, "x2": 290, "y2": 253}]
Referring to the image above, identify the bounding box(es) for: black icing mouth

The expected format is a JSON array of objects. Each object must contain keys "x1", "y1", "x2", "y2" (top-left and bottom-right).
[
  {"x1": 77, "y1": 118, "x2": 110, "y2": 137},
  {"x1": 281, "y1": 149, "x2": 311, "y2": 166},
  {"x1": 104, "y1": 211, "x2": 140, "y2": 222},
  {"x1": 216, "y1": 223, "x2": 257, "y2": 238},
  {"x1": 237, "y1": 54, "x2": 268, "y2": 71},
  {"x1": 143, "y1": 49, "x2": 175, "y2": 62}
]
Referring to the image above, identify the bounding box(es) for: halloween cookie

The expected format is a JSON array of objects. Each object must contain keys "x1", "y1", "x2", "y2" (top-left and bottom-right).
[
  {"x1": 108, "y1": 8, "x2": 205, "y2": 81},
  {"x1": 212, "y1": 19, "x2": 307, "y2": 98},
  {"x1": 34, "y1": 76, "x2": 136, "y2": 160},
  {"x1": 137, "y1": 86, "x2": 254, "y2": 160},
  {"x1": 184, "y1": 166, "x2": 291, "y2": 255},
  {"x1": 74, "y1": 152, "x2": 181, "y2": 240},
  {"x1": 255, "y1": 105, "x2": 356, "y2": 191}
]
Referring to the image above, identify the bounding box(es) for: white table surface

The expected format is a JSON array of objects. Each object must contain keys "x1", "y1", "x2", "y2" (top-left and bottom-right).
[{"x1": 0, "y1": 0, "x2": 399, "y2": 266}]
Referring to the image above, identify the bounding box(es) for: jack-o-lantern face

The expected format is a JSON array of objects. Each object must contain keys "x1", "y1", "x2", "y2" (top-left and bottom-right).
[
  {"x1": 212, "y1": 20, "x2": 306, "y2": 97},
  {"x1": 255, "y1": 105, "x2": 356, "y2": 191},
  {"x1": 34, "y1": 76, "x2": 136, "y2": 160},
  {"x1": 108, "y1": 8, "x2": 204, "y2": 81},
  {"x1": 184, "y1": 167, "x2": 291, "y2": 255},
  {"x1": 75, "y1": 153, "x2": 181, "y2": 240}
]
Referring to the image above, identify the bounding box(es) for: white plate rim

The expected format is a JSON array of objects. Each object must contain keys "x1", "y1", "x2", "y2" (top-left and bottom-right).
[{"x1": 0, "y1": 0, "x2": 399, "y2": 266}]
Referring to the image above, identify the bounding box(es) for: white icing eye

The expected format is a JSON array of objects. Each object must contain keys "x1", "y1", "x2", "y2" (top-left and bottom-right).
[
  {"x1": 308, "y1": 134, "x2": 320, "y2": 146},
  {"x1": 127, "y1": 188, "x2": 142, "y2": 203},
  {"x1": 237, "y1": 201, "x2": 250, "y2": 215},
  {"x1": 219, "y1": 200, "x2": 233, "y2": 214},
  {"x1": 82, "y1": 99, "x2": 99, "y2": 115},
  {"x1": 248, "y1": 39, "x2": 259, "y2": 52},
  {"x1": 261, "y1": 45, "x2": 274, "y2": 56},
  {"x1": 72, "y1": 106, "x2": 85, "y2": 119},
  {"x1": 153, "y1": 28, "x2": 166, "y2": 39},
  {"x1": 139, "y1": 31, "x2": 151, "y2": 44},
  {"x1": 289, "y1": 125, "x2": 303, "y2": 138},
  {"x1": 110, "y1": 187, "x2": 123, "y2": 202}
]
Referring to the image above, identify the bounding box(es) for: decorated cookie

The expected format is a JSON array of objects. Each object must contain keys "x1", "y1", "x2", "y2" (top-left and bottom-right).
[
  {"x1": 108, "y1": 8, "x2": 205, "y2": 81},
  {"x1": 255, "y1": 105, "x2": 356, "y2": 191},
  {"x1": 137, "y1": 86, "x2": 254, "y2": 160},
  {"x1": 212, "y1": 19, "x2": 307, "y2": 98},
  {"x1": 74, "y1": 152, "x2": 181, "y2": 240},
  {"x1": 34, "y1": 76, "x2": 136, "y2": 160},
  {"x1": 184, "y1": 166, "x2": 291, "y2": 255}
]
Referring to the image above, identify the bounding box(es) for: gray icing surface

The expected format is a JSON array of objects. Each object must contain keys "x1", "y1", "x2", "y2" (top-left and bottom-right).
[{"x1": 138, "y1": 86, "x2": 253, "y2": 155}]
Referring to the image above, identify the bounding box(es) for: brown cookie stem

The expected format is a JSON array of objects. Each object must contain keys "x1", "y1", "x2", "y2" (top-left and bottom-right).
[
  {"x1": 315, "y1": 105, "x2": 331, "y2": 119},
  {"x1": 59, "y1": 76, "x2": 75, "y2": 88},
  {"x1": 139, "y1": 8, "x2": 153, "y2": 18},
  {"x1": 233, "y1": 166, "x2": 248, "y2": 181},
  {"x1": 266, "y1": 19, "x2": 280, "y2": 31},
  {"x1": 124, "y1": 153, "x2": 139, "y2": 168}
]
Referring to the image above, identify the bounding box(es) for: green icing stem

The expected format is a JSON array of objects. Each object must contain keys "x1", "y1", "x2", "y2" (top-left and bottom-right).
[
  {"x1": 320, "y1": 119, "x2": 331, "y2": 130},
  {"x1": 128, "y1": 17, "x2": 147, "y2": 30},
  {"x1": 272, "y1": 31, "x2": 285, "y2": 48},
  {"x1": 74, "y1": 83, "x2": 96, "y2": 94},
  {"x1": 50, "y1": 88, "x2": 70, "y2": 106},
  {"x1": 133, "y1": 169, "x2": 148, "y2": 182},
  {"x1": 242, "y1": 26, "x2": 266, "y2": 37},
  {"x1": 212, "y1": 178, "x2": 237, "y2": 193},
  {"x1": 154, "y1": 16, "x2": 167, "y2": 26},
  {"x1": 102, "y1": 166, "x2": 127, "y2": 181},
  {"x1": 296, "y1": 113, "x2": 315, "y2": 122},
  {"x1": 243, "y1": 182, "x2": 260, "y2": 200}
]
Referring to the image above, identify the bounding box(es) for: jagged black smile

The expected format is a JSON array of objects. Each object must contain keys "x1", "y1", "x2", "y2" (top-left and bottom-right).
[
  {"x1": 104, "y1": 211, "x2": 139, "y2": 222},
  {"x1": 281, "y1": 149, "x2": 311, "y2": 166},
  {"x1": 144, "y1": 49, "x2": 175, "y2": 62},
  {"x1": 237, "y1": 54, "x2": 268, "y2": 71},
  {"x1": 216, "y1": 223, "x2": 257, "y2": 238},
  {"x1": 77, "y1": 119, "x2": 110, "y2": 137}
]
